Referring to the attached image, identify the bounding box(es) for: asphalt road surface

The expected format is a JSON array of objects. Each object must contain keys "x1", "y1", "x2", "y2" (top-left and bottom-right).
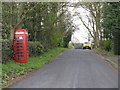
[{"x1": 10, "y1": 49, "x2": 118, "y2": 88}]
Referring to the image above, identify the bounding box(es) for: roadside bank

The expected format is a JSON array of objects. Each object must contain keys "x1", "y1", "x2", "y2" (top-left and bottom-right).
[{"x1": 93, "y1": 49, "x2": 119, "y2": 71}]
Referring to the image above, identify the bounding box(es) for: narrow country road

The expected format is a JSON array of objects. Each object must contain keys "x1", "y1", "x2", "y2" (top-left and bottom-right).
[{"x1": 10, "y1": 49, "x2": 118, "y2": 88}]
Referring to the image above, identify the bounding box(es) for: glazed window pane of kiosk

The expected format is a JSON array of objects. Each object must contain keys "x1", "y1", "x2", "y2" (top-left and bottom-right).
[
  {"x1": 16, "y1": 52, "x2": 23, "y2": 54},
  {"x1": 16, "y1": 40, "x2": 23, "y2": 42},
  {"x1": 16, "y1": 49, "x2": 23, "y2": 51},
  {"x1": 16, "y1": 43, "x2": 23, "y2": 45},
  {"x1": 16, "y1": 46, "x2": 23, "y2": 48},
  {"x1": 15, "y1": 36, "x2": 23, "y2": 40},
  {"x1": 14, "y1": 29, "x2": 29, "y2": 63}
]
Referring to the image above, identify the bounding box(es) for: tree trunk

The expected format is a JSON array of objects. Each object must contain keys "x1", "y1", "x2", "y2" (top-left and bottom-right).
[
  {"x1": 10, "y1": 29, "x2": 14, "y2": 40},
  {"x1": 95, "y1": 19, "x2": 100, "y2": 47},
  {"x1": 94, "y1": 32, "x2": 98, "y2": 48},
  {"x1": 17, "y1": 3, "x2": 23, "y2": 29},
  {"x1": 10, "y1": 3, "x2": 14, "y2": 40}
]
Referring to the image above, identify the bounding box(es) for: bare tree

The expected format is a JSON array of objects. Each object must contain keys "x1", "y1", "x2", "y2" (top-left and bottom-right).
[{"x1": 74, "y1": 2, "x2": 104, "y2": 48}]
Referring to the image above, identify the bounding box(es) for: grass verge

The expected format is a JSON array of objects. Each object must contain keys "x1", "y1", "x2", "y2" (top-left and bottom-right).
[
  {"x1": 2, "y1": 48, "x2": 66, "y2": 88},
  {"x1": 95, "y1": 48, "x2": 119, "y2": 56}
]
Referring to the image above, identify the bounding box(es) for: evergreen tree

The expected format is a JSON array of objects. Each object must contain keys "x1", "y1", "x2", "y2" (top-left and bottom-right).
[{"x1": 102, "y1": 2, "x2": 120, "y2": 55}]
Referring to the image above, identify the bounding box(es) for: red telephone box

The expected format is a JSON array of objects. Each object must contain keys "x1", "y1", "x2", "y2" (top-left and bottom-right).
[{"x1": 14, "y1": 29, "x2": 29, "y2": 63}]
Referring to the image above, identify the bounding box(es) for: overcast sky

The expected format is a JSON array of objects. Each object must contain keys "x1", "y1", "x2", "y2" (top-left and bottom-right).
[{"x1": 68, "y1": 5, "x2": 90, "y2": 43}]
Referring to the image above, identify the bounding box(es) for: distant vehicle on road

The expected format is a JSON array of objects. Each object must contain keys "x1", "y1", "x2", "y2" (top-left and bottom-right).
[{"x1": 82, "y1": 42, "x2": 92, "y2": 50}]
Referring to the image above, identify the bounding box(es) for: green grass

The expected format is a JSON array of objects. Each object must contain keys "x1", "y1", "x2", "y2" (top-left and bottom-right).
[
  {"x1": 2, "y1": 48, "x2": 66, "y2": 88},
  {"x1": 107, "y1": 51, "x2": 120, "y2": 56},
  {"x1": 95, "y1": 48, "x2": 102, "y2": 50},
  {"x1": 95, "y1": 48, "x2": 119, "y2": 56}
]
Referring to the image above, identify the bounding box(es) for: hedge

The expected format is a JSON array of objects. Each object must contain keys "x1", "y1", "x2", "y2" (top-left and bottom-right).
[
  {"x1": 2, "y1": 40, "x2": 14, "y2": 63},
  {"x1": 2, "y1": 41, "x2": 46, "y2": 63}
]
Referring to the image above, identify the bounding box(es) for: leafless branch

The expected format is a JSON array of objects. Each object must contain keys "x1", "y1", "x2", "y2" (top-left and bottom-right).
[{"x1": 75, "y1": 12, "x2": 94, "y2": 38}]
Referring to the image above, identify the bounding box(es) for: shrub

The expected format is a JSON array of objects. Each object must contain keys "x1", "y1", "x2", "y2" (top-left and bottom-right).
[
  {"x1": 2, "y1": 41, "x2": 45, "y2": 63},
  {"x1": 73, "y1": 43, "x2": 83, "y2": 49},
  {"x1": 2, "y1": 40, "x2": 13, "y2": 63},
  {"x1": 103, "y1": 40, "x2": 112, "y2": 51},
  {"x1": 68, "y1": 43, "x2": 74, "y2": 49},
  {"x1": 29, "y1": 41, "x2": 45, "y2": 57}
]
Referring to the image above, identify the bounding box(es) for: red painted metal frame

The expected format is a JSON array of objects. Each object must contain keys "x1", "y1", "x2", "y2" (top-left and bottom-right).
[{"x1": 14, "y1": 29, "x2": 29, "y2": 63}]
